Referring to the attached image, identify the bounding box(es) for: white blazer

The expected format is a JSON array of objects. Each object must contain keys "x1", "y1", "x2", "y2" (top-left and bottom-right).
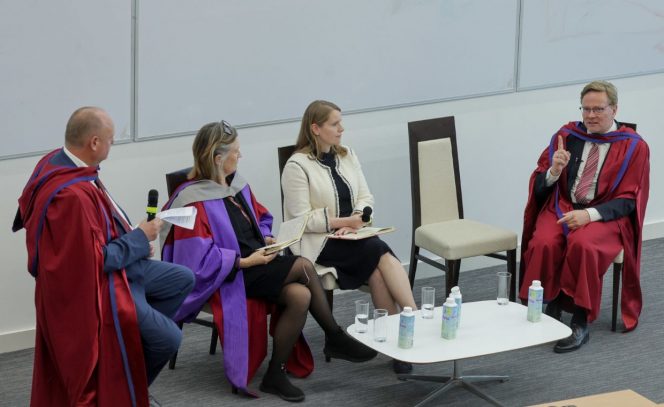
[{"x1": 281, "y1": 146, "x2": 374, "y2": 274}]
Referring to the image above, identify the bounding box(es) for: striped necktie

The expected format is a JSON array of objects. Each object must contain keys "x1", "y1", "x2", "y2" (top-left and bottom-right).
[{"x1": 574, "y1": 143, "x2": 599, "y2": 204}]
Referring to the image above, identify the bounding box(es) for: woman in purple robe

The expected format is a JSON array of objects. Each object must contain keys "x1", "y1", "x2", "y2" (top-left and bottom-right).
[{"x1": 161, "y1": 120, "x2": 376, "y2": 402}]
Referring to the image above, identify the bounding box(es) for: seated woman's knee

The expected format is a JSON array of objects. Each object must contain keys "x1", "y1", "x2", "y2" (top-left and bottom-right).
[{"x1": 281, "y1": 283, "x2": 311, "y2": 310}]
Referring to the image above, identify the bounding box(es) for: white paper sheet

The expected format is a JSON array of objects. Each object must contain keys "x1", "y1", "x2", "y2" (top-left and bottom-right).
[{"x1": 156, "y1": 206, "x2": 197, "y2": 230}]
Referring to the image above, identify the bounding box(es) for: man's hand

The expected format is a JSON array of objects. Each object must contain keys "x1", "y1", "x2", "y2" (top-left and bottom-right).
[
  {"x1": 241, "y1": 249, "x2": 277, "y2": 268},
  {"x1": 557, "y1": 210, "x2": 591, "y2": 230},
  {"x1": 264, "y1": 236, "x2": 276, "y2": 245},
  {"x1": 550, "y1": 135, "x2": 571, "y2": 177},
  {"x1": 138, "y1": 218, "x2": 163, "y2": 241}
]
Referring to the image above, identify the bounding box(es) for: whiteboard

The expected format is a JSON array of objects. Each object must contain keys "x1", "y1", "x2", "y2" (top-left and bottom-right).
[
  {"x1": 518, "y1": 0, "x2": 664, "y2": 89},
  {"x1": 0, "y1": 0, "x2": 131, "y2": 159},
  {"x1": 136, "y1": 0, "x2": 519, "y2": 138}
]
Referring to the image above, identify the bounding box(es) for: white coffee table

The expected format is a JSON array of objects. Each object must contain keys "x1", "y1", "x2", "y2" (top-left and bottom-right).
[{"x1": 347, "y1": 300, "x2": 571, "y2": 407}]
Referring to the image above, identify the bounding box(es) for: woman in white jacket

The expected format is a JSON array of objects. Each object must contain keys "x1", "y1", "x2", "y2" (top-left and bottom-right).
[{"x1": 282, "y1": 100, "x2": 417, "y2": 373}]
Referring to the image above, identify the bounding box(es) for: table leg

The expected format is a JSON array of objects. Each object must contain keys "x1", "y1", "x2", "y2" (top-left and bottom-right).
[{"x1": 399, "y1": 360, "x2": 508, "y2": 407}]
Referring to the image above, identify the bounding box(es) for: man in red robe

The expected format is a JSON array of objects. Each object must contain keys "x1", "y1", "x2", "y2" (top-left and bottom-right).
[
  {"x1": 519, "y1": 81, "x2": 649, "y2": 353},
  {"x1": 13, "y1": 107, "x2": 194, "y2": 406}
]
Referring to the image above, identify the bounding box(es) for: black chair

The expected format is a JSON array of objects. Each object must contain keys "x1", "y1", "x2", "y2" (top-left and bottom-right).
[
  {"x1": 608, "y1": 121, "x2": 636, "y2": 332},
  {"x1": 164, "y1": 167, "x2": 219, "y2": 370}
]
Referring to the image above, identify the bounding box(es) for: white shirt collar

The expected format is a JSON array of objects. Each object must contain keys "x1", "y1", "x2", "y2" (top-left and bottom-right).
[{"x1": 63, "y1": 146, "x2": 91, "y2": 168}]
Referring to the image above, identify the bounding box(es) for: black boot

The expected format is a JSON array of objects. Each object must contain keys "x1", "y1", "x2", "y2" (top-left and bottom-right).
[
  {"x1": 324, "y1": 327, "x2": 377, "y2": 362},
  {"x1": 260, "y1": 362, "x2": 305, "y2": 402}
]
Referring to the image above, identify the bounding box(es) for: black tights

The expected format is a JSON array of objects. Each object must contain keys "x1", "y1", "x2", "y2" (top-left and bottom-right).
[{"x1": 269, "y1": 257, "x2": 338, "y2": 368}]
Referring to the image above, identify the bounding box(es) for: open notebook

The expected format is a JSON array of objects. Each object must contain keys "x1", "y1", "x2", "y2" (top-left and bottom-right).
[
  {"x1": 261, "y1": 212, "x2": 311, "y2": 255},
  {"x1": 327, "y1": 226, "x2": 395, "y2": 240}
]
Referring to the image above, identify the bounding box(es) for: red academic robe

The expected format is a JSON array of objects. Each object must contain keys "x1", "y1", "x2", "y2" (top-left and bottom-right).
[
  {"x1": 520, "y1": 123, "x2": 649, "y2": 331},
  {"x1": 15, "y1": 149, "x2": 148, "y2": 406}
]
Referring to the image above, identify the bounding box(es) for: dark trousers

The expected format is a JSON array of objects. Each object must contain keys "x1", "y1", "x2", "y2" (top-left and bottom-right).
[{"x1": 126, "y1": 259, "x2": 194, "y2": 385}]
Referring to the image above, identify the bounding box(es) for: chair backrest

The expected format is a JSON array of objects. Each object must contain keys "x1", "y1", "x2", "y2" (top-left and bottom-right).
[
  {"x1": 407, "y1": 116, "x2": 463, "y2": 231},
  {"x1": 620, "y1": 122, "x2": 636, "y2": 131},
  {"x1": 277, "y1": 145, "x2": 297, "y2": 219},
  {"x1": 165, "y1": 167, "x2": 193, "y2": 197}
]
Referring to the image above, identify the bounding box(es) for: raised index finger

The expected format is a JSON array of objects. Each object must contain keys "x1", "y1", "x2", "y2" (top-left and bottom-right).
[{"x1": 558, "y1": 135, "x2": 564, "y2": 151}]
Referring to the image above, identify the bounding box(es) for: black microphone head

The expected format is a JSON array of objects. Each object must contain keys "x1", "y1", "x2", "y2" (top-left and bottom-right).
[
  {"x1": 361, "y1": 206, "x2": 372, "y2": 222},
  {"x1": 147, "y1": 189, "x2": 159, "y2": 220},
  {"x1": 148, "y1": 189, "x2": 159, "y2": 207}
]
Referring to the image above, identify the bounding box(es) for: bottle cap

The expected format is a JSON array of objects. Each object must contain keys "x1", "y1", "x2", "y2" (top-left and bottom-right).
[
  {"x1": 451, "y1": 286, "x2": 460, "y2": 294},
  {"x1": 445, "y1": 298, "x2": 456, "y2": 306},
  {"x1": 403, "y1": 306, "x2": 413, "y2": 314},
  {"x1": 532, "y1": 280, "x2": 542, "y2": 288}
]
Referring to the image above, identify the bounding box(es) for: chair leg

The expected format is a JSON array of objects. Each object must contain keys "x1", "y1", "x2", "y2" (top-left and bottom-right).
[
  {"x1": 507, "y1": 249, "x2": 517, "y2": 302},
  {"x1": 612, "y1": 262, "x2": 622, "y2": 332},
  {"x1": 168, "y1": 321, "x2": 184, "y2": 370},
  {"x1": 408, "y1": 245, "x2": 419, "y2": 288},
  {"x1": 209, "y1": 324, "x2": 218, "y2": 355},
  {"x1": 444, "y1": 259, "x2": 460, "y2": 297}
]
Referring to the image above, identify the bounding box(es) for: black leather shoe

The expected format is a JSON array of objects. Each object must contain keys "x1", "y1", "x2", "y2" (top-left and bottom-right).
[
  {"x1": 553, "y1": 323, "x2": 589, "y2": 353},
  {"x1": 392, "y1": 359, "x2": 413, "y2": 374},
  {"x1": 324, "y1": 327, "x2": 378, "y2": 362},
  {"x1": 545, "y1": 301, "x2": 562, "y2": 321}
]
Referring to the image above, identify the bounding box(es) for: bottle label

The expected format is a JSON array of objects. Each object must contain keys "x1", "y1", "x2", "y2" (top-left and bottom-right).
[
  {"x1": 398, "y1": 314, "x2": 415, "y2": 348},
  {"x1": 527, "y1": 287, "x2": 543, "y2": 322},
  {"x1": 441, "y1": 305, "x2": 458, "y2": 339}
]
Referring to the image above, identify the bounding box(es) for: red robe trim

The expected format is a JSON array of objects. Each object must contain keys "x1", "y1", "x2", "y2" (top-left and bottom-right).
[{"x1": 15, "y1": 149, "x2": 148, "y2": 406}]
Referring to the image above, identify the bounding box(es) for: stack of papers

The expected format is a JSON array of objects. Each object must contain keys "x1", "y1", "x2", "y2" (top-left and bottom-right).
[
  {"x1": 261, "y1": 212, "x2": 311, "y2": 254},
  {"x1": 327, "y1": 226, "x2": 395, "y2": 240},
  {"x1": 156, "y1": 206, "x2": 197, "y2": 230}
]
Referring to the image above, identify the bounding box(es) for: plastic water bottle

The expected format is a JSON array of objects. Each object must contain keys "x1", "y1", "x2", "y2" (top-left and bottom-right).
[
  {"x1": 527, "y1": 280, "x2": 543, "y2": 322},
  {"x1": 441, "y1": 298, "x2": 458, "y2": 340},
  {"x1": 398, "y1": 306, "x2": 415, "y2": 349},
  {"x1": 450, "y1": 286, "x2": 462, "y2": 326}
]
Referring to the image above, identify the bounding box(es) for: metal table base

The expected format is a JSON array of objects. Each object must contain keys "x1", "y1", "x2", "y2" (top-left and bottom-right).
[{"x1": 397, "y1": 360, "x2": 509, "y2": 407}]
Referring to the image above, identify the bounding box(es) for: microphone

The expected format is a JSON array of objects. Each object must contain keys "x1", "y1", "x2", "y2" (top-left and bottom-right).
[
  {"x1": 147, "y1": 189, "x2": 159, "y2": 221},
  {"x1": 361, "y1": 206, "x2": 372, "y2": 223}
]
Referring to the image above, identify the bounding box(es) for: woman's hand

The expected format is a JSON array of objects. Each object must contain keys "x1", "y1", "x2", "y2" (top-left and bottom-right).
[
  {"x1": 240, "y1": 249, "x2": 277, "y2": 268},
  {"x1": 334, "y1": 226, "x2": 359, "y2": 236},
  {"x1": 330, "y1": 213, "x2": 364, "y2": 230},
  {"x1": 264, "y1": 236, "x2": 276, "y2": 245}
]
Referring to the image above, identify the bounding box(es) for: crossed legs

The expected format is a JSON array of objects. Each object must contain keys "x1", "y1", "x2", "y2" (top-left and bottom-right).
[{"x1": 368, "y1": 253, "x2": 417, "y2": 315}]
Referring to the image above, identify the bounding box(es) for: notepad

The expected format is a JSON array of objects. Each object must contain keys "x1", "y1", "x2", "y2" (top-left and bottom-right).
[
  {"x1": 327, "y1": 226, "x2": 395, "y2": 240},
  {"x1": 261, "y1": 212, "x2": 311, "y2": 255}
]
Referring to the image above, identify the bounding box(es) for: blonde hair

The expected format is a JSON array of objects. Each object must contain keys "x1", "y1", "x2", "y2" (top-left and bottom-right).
[
  {"x1": 581, "y1": 80, "x2": 618, "y2": 106},
  {"x1": 295, "y1": 100, "x2": 347, "y2": 159},
  {"x1": 189, "y1": 121, "x2": 238, "y2": 181}
]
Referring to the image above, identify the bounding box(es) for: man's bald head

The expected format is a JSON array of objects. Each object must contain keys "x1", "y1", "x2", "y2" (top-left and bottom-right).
[
  {"x1": 64, "y1": 106, "x2": 112, "y2": 148},
  {"x1": 64, "y1": 107, "x2": 115, "y2": 166}
]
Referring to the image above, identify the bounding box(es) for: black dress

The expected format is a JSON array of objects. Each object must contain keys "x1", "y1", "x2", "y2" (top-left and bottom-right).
[
  {"x1": 315, "y1": 152, "x2": 393, "y2": 289},
  {"x1": 224, "y1": 192, "x2": 295, "y2": 302}
]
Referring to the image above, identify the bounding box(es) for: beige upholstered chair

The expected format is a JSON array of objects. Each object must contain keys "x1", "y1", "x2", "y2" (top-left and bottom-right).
[{"x1": 407, "y1": 116, "x2": 518, "y2": 298}]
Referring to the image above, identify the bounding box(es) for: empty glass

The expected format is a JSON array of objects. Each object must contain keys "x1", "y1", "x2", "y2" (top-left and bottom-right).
[
  {"x1": 373, "y1": 309, "x2": 388, "y2": 342},
  {"x1": 421, "y1": 286, "x2": 435, "y2": 319},
  {"x1": 497, "y1": 271, "x2": 511, "y2": 305}
]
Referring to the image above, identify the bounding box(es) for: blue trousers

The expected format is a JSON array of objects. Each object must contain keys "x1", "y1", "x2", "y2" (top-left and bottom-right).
[{"x1": 125, "y1": 259, "x2": 194, "y2": 385}]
